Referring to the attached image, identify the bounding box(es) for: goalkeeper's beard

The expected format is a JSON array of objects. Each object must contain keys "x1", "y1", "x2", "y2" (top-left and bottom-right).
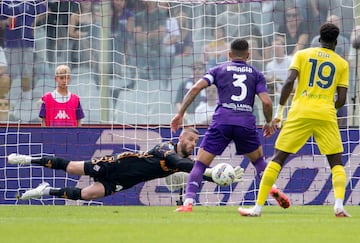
[
  {"x1": 181, "y1": 148, "x2": 191, "y2": 158},
  {"x1": 179, "y1": 143, "x2": 192, "y2": 158}
]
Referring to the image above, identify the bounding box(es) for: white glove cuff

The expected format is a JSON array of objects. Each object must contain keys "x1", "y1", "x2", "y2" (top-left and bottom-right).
[{"x1": 204, "y1": 168, "x2": 212, "y2": 177}]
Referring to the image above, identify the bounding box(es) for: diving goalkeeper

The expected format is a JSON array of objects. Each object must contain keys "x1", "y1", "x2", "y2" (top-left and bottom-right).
[{"x1": 7, "y1": 127, "x2": 244, "y2": 201}]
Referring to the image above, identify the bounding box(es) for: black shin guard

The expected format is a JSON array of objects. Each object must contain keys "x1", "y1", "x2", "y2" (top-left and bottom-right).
[
  {"x1": 32, "y1": 157, "x2": 70, "y2": 171},
  {"x1": 49, "y1": 187, "x2": 82, "y2": 200}
]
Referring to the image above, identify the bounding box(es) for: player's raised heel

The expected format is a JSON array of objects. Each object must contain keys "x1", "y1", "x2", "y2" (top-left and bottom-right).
[
  {"x1": 8, "y1": 153, "x2": 32, "y2": 165},
  {"x1": 238, "y1": 207, "x2": 261, "y2": 217},
  {"x1": 175, "y1": 203, "x2": 193, "y2": 212},
  {"x1": 19, "y1": 182, "x2": 50, "y2": 200},
  {"x1": 334, "y1": 208, "x2": 351, "y2": 218},
  {"x1": 270, "y1": 187, "x2": 290, "y2": 209}
]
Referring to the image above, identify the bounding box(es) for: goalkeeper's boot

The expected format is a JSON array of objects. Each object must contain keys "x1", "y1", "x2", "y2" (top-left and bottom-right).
[
  {"x1": 8, "y1": 153, "x2": 32, "y2": 165},
  {"x1": 334, "y1": 208, "x2": 351, "y2": 218},
  {"x1": 238, "y1": 207, "x2": 261, "y2": 217},
  {"x1": 19, "y1": 182, "x2": 50, "y2": 200},
  {"x1": 175, "y1": 203, "x2": 193, "y2": 212},
  {"x1": 270, "y1": 187, "x2": 290, "y2": 209}
]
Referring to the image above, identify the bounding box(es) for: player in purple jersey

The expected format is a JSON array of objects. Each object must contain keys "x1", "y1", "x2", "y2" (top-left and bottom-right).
[{"x1": 171, "y1": 39, "x2": 290, "y2": 212}]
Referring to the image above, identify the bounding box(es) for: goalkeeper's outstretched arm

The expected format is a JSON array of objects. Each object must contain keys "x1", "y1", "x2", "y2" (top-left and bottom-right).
[
  {"x1": 164, "y1": 152, "x2": 245, "y2": 183},
  {"x1": 203, "y1": 165, "x2": 245, "y2": 183},
  {"x1": 164, "y1": 164, "x2": 245, "y2": 192}
]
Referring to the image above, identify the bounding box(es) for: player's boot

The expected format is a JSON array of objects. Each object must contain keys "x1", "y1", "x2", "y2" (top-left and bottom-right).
[
  {"x1": 8, "y1": 153, "x2": 32, "y2": 165},
  {"x1": 175, "y1": 203, "x2": 193, "y2": 212},
  {"x1": 334, "y1": 208, "x2": 351, "y2": 217},
  {"x1": 238, "y1": 207, "x2": 261, "y2": 217},
  {"x1": 19, "y1": 182, "x2": 50, "y2": 200},
  {"x1": 270, "y1": 187, "x2": 290, "y2": 209}
]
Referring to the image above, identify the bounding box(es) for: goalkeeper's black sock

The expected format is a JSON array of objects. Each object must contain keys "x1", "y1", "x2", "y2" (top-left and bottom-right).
[
  {"x1": 31, "y1": 157, "x2": 70, "y2": 171},
  {"x1": 49, "y1": 187, "x2": 82, "y2": 200}
]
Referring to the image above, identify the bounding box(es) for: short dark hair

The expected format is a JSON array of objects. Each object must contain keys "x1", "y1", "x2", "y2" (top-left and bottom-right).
[
  {"x1": 231, "y1": 39, "x2": 249, "y2": 51},
  {"x1": 320, "y1": 23, "x2": 339, "y2": 43},
  {"x1": 231, "y1": 39, "x2": 249, "y2": 57}
]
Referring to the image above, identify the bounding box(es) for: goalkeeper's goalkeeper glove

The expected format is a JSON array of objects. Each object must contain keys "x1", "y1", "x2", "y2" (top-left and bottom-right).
[
  {"x1": 164, "y1": 172, "x2": 189, "y2": 192},
  {"x1": 233, "y1": 166, "x2": 245, "y2": 183},
  {"x1": 204, "y1": 165, "x2": 245, "y2": 183},
  {"x1": 204, "y1": 167, "x2": 212, "y2": 178},
  {"x1": 274, "y1": 105, "x2": 285, "y2": 128}
]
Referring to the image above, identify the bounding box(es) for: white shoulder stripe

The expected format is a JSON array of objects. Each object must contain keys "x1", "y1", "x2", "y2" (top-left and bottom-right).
[{"x1": 204, "y1": 74, "x2": 214, "y2": 84}]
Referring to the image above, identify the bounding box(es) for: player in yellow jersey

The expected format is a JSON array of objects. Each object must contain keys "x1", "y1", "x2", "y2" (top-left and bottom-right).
[{"x1": 238, "y1": 23, "x2": 351, "y2": 217}]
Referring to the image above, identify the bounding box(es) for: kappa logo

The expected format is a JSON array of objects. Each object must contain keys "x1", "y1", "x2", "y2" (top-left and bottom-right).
[{"x1": 54, "y1": 110, "x2": 70, "y2": 120}]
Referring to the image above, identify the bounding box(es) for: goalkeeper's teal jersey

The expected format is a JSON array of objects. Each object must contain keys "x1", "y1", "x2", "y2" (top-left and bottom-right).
[{"x1": 287, "y1": 47, "x2": 349, "y2": 122}]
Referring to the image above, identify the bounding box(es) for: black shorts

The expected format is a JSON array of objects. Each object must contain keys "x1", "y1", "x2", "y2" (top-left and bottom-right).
[
  {"x1": 83, "y1": 153, "x2": 163, "y2": 196},
  {"x1": 83, "y1": 158, "x2": 122, "y2": 196}
]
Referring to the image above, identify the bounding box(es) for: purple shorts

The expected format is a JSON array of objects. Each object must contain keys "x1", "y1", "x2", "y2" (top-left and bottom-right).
[{"x1": 200, "y1": 124, "x2": 260, "y2": 155}]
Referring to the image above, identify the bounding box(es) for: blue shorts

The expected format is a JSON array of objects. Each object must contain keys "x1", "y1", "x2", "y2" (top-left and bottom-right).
[{"x1": 200, "y1": 124, "x2": 260, "y2": 155}]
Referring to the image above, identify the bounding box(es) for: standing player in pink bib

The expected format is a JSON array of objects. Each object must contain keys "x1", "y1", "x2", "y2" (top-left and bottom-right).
[{"x1": 39, "y1": 65, "x2": 84, "y2": 127}]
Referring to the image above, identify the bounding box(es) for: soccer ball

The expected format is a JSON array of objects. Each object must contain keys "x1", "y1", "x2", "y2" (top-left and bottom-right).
[{"x1": 211, "y1": 163, "x2": 235, "y2": 186}]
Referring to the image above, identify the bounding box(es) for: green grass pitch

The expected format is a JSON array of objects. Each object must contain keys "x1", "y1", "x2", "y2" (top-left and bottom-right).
[{"x1": 0, "y1": 205, "x2": 359, "y2": 243}]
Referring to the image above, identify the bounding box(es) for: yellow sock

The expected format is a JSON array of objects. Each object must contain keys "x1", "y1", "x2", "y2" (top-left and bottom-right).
[
  {"x1": 256, "y1": 161, "x2": 282, "y2": 206},
  {"x1": 331, "y1": 165, "x2": 346, "y2": 200}
]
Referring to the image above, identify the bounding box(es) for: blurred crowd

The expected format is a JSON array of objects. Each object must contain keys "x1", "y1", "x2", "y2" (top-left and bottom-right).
[{"x1": 0, "y1": 0, "x2": 357, "y2": 126}]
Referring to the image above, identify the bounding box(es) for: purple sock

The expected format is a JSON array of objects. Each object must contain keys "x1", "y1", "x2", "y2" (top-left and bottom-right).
[
  {"x1": 185, "y1": 161, "x2": 207, "y2": 200},
  {"x1": 252, "y1": 157, "x2": 267, "y2": 179}
]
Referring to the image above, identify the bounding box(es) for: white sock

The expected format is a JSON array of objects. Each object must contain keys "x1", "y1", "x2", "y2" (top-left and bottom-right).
[
  {"x1": 334, "y1": 198, "x2": 344, "y2": 210},
  {"x1": 43, "y1": 187, "x2": 51, "y2": 196},
  {"x1": 254, "y1": 204, "x2": 262, "y2": 213},
  {"x1": 25, "y1": 155, "x2": 32, "y2": 163},
  {"x1": 183, "y1": 198, "x2": 194, "y2": 206}
]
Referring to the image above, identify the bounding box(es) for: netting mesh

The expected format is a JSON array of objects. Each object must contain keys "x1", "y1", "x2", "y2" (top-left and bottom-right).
[
  {"x1": 0, "y1": 0, "x2": 359, "y2": 206},
  {"x1": 0, "y1": 0, "x2": 357, "y2": 125}
]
